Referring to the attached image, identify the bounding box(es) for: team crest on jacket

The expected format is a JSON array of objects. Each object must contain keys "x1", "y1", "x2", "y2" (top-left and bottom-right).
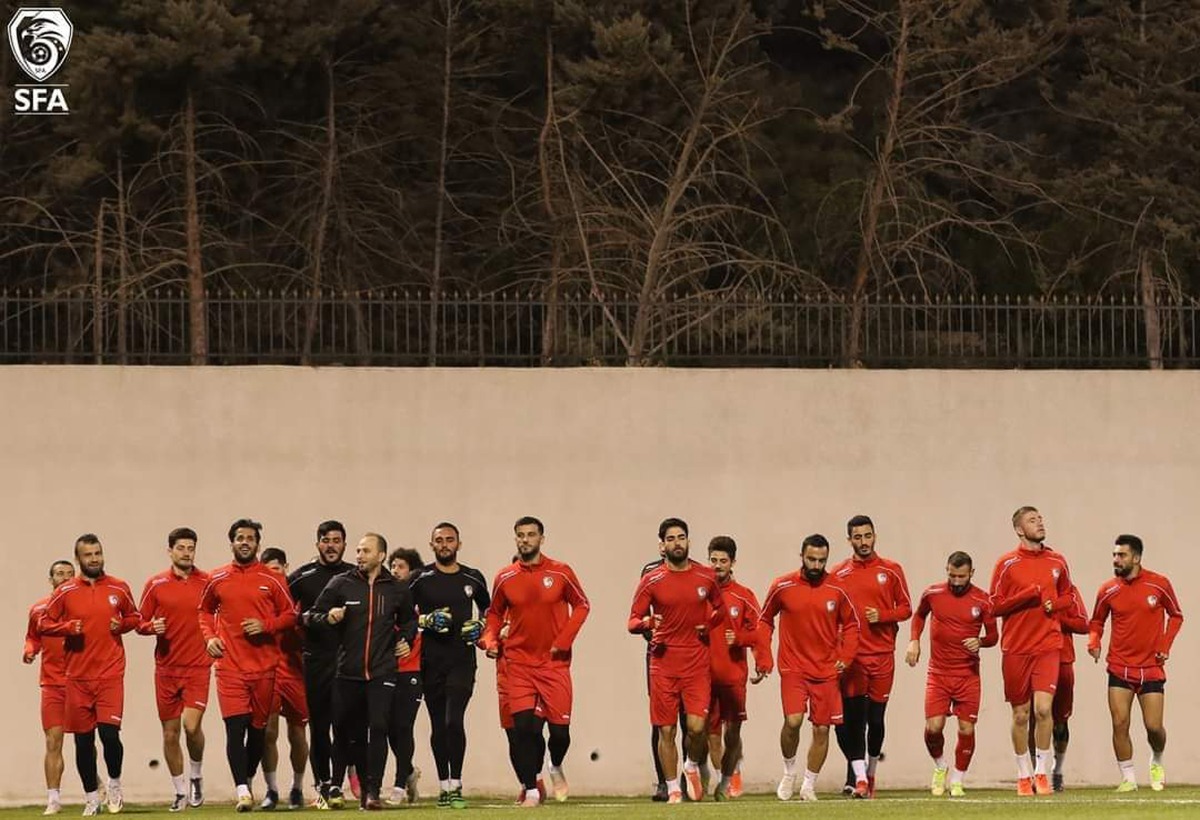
[
  {"x1": 697, "y1": 587, "x2": 708, "y2": 599},
  {"x1": 108, "y1": 594, "x2": 119, "y2": 607},
  {"x1": 1051, "y1": 568, "x2": 1061, "y2": 580},
  {"x1": 876, "y1": 572, "x2": 887, "y2": 584},
  {"x1": 826, "y1": 599, "x2": 836, "y2": 612},
  {"x1": 542, "y1": 576, "x2": 553, "y2": 589},
  {"x1": 1147, "y1": 595, "x2": 1158, "y2": 608},
  {"x1": 464, "y1": 585, "x2": 474, "y2": 598},
  {"x1": 730, "y1": 606, "x2": 740, "y2": 618},
  {"x1": 971, "y1": 606, "x2": 981, "y2": 619}
]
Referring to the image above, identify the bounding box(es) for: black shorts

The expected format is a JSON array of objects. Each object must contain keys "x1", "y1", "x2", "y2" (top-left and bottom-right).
[
  {"x1": 422, "y1": 663, "x2": 476, "y2": 697},
  {"x1": 1108, "y1": 673, "x2": 1165, "y2": 695}
]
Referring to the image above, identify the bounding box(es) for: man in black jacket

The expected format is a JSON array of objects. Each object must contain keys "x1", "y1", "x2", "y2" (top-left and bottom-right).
[
  {"x1": 287, "y1": 521, "x2": 355, "y2": 808},
  {"x1": 308, "y1": 533, "x2": 418, "y2": 810}
]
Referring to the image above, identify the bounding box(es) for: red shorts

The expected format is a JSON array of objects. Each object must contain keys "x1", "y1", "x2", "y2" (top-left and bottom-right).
[
  {"x1": 649, "y1": 669, "x2": 710, "y2": 726},
  {"x1": 216, "y1": 671, "x2": 274, "y2": 729},
  {"x1": 707, "y1": 681, "x2": 748, "y2": 732},
  {"x1": 271, "y1": 672, "x2": 309, "y2": 724},
  {"x1": 781, "y1": 673, "x2": 843, "y2": 726},
  {"x1": 1051, "y1": 662, "x2": 1074, "y2": 722},
  {"x1": 65, "y1": 678, "x2": 124, "y2": 734},
  {"x1": 507, "y1": 662, "x2": 573, "y2": 725},
  {"x1": 41, "y1": 685, "x2": 66, "y2": 731},
  {"x1": 155, "y1": 668, "x2": 212, "y2": 721},
  {"x1": 841, "y1": 653, "x2": 895, "y2": 701},
  {"x1": 1002, "y1": 650, "x2": 1059, "y2": 705},
  {"x1": 924, "y1": 672, "x2": 981, "y2": 722}
]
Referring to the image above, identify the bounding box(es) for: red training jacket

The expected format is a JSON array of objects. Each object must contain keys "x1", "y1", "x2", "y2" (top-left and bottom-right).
[
  {"x1": 910, "y1": 582, "x2": 997, "y2": 675},
  {"x1": 760, "y1": 570, "x2": 859, "y2": 680},
  {"x1": 484, "y1": 555, "x2": 590, "y2": 667},
  {"x1": 198, "y1": 560, "x2": 296, "y2": 678},
  {"x1": 138, "y1": 568, "x2": 214, "y2": 671},
  {"x1": 39, "y1": 574, "x2": 139, "y2": 681},
  {"x1": 988, "y1": 544, "x2": 1073, "y2": 655},
  {"x1": 709, "y1": 577, "x2": 767, "y2": 686},
  {"x1": 628, "y1": 562, "x2": 724, "y2": 677},
  {"x1": 25, "y1": 596, "x2": 68, "y2": 686},
  {"x1": 1088, "y1": 569, "x2": 1183, "y2": 682}
]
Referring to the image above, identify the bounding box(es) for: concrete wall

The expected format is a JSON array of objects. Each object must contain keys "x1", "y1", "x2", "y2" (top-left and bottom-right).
[{"x1": 0, "y1": 367, "x2": 1196, "y2": 803}]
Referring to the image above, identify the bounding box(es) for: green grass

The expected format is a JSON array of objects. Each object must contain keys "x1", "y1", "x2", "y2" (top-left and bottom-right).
[{"x1": 8, "y1": 790, "x2": 1200, "y2": 820}]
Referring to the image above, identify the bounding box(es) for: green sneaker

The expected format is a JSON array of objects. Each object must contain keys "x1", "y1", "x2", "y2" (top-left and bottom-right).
[
  {"x1": 949, "y1": 782, "x2": 965, "y2": 798},
  {"x1": 436, "y1": 791, "x2": 451, "y2": 809},
  {"x1": 1115, "y1": 780, "x2": 1138, "y2": 793},
  {"x1": 930, "y1": 766, "x2": 948, "y2": 796},
  {"x1": 1150, "y1": 762, "x2": 1165, "y2": 791},
  {"x1": 449, "y1": 788, "x2": 467, "y2": 809}
]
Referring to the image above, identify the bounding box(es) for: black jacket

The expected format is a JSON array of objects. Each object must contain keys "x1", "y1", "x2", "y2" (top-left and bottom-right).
[
  {"x1": 308, "y1": 568, "x2": 418, "y2": 681},
  {"x1": 288, "y1": 559, "x2": 356, "y2": 661}
]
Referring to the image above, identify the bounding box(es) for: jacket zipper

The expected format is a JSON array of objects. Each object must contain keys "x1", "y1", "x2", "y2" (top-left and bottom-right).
[{"x1": 364, "y1": 578, "x2": 375, "y2": 679}]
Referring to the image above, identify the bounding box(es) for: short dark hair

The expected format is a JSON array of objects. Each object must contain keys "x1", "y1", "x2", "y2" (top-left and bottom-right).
[
  {"x1": 317, "y1": 520, "x2": 346, "y2": 541},
  {"x1": 946, "y1": 551, "x2": 973, "y2": 568},
  {"x1": 168, "y1": 527, "x2": 197, "y2": 548},
  {"x1": 228, "y1": 519, "x2": 262, "y2": 543},
  {"x1": 708, "y1": 536, "x2": 737, "y2": 560},
  {"x1": 846, "y1": 515, "x2": 874, "y2": 535},
  {"x1": 1012, "y1": 506, "x2": 1038, "y2": 528},
  {"x1": 260, "y1": 547, "x2": 288, "y2": 565},
  {"x1": 363, "y1": 532, "x2": 388, "y2": 554},
  {"x1": 802, "y1": 533, "x2": 830, "y2": 551},
  {"x1": 74, "y1": 534, "x2": 101, "y2": 558},
  {"x1": 388, "y1": 548, "x2": 424, "y2": 573},
  {"x1": 1115, "y1": 534, "x2": 1144, "y2": 557},
  {"x1": 514, "y1": 516, "x2": 544, "y2": 535},
  {"x1": 432, "y1": 521, "x2": 460, "y2": 538},
  {"x1": 658, "y1": 517, "x2": 689, "y2": 540},
  {"x1": 48, "y1": 559, "x2": 73, "y2": 578}
]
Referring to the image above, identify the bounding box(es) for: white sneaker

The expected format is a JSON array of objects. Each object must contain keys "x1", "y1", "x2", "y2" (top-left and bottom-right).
[
  {"x1": 43, "y1": 801, "x2": 62, "y2": 816},
  {"x1": 777, "y1": 773, "x2": 796, "y2": 801},
  {"x1": 106, "y1": 785, "x2": 124, "y2": 815},
  {"x1": 82, "y1": 800, "x2": 101, "y2": 817},
  {"x1": 799, "y1": 785, "x2": 818, "y2": 802},
  {"x1": 386, "y1": 787, "x2": 406, "y2": 806}
]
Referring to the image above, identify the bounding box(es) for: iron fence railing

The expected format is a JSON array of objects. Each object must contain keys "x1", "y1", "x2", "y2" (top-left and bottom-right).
[{"x1": 0, "y1": 287, "x2": 1195, "y2": 368}]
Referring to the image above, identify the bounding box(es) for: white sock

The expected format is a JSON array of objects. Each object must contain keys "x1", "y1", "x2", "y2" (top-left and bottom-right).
[
  {"x1": 85, "y1": 791, "x2": 99, "y2": 804},
  {"x1": 1034, "y1": 747, "x2": 1051, "y2": 776},
  {"x1": 933, "y1": 756, "x2": 947, "y2": 770},
  {"x1": 802, "y1": 770, "x2": 818, "y2": 790},
  {"x1": 1015, "y1": 753, "x2": 1032, "y2": 779},
  {"x1": 236, "y1": 784, "x2": 251, "y2": 799},
  {"x1": 683, "y1": 759, "x2": 698, "y2": 773},
  {"x1": 189, "y1": 759, "x2": 203, "y2": 779},
  {"x1": 449, "y1": 778, "x2": 461, "y2": 790},
  {"x1": 265, "y1": 771, "x2": 278, "y2": 791},
  {"x1": 1053, "y1": 750, "x2": 1066, "y2": 776},
  {"x1": 1118, "y1": 759, "x2": 1136, "y2": 782},
  {"x1": 867, "y1": 755, "x2": 880, "y2": 778},
  {"x1": 47, "y1": 789, "x2": 61, "y2": 803},
  {"x1": 107, "y1": 778, "x2": 121, "y2": 792},
  {"x1": 439, "y1": 780, "x2": 451, "y2": 792},
  {"x1": 666, "y1": 777, "x2": 680, "y2": 794},
  {"x1": 851, "y1": 759, "x2": 867, "y2": 781},
  {"x1": 171, "y1": 775, "x2": 185, "y2": 796},
  {"x1": 1152, "y1": 749, "x2": 1164, "y2": 765},
  {"x1": 549, "y1": 764, "x2": 562, "y2": 775},
  {"x1": 949, "y1": 768, "x2": 965, "y2": 784},
  {"x1": 782, "y1": 756, "x2": 797, "y2": 775},
  {"x1": 524, "y1": 788, "x2": 539, "y2": 800}
]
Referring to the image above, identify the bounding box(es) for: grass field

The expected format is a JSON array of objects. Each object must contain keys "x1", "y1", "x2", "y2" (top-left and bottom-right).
[{"x1": 5, "y1": 790, "x2": 1200, "y2": 820}]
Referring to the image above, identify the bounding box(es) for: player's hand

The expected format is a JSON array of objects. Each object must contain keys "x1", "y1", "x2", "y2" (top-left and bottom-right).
[
  {"x1": 151, "y1": 616, "x2": 167, "y2": 635},
  {"x1": 550, "y1": 646, "x2": 568, "y2": 660},
  {"x1": 1088, "y1": 646, "x2": 1101, "y2": 662},
  {"x1": 242, "y1": 618, "x2": 266, "y2": 635},
  {"x1": 71, "y1": 619, "x2": 84, "y2": 635},
  {"x1": 724, "y1": 628, "x2": 736, "y2": 646},
  {"x1": 904, "y1": 640, "x2": 920, "y2": 667},
  {"x1": 750, "y1": 669, "x2": 769, "y2": 684},
  {"x1": 962, "y1": 637, "x2": 981, "y2": 654},
  {"x1": 109, "y1": 616, "x2": 123, "y2": 633},
  {"x1": 694, "y1": 624, "x2": 708, "y2": 641},
  {"x1": 395, "y1": 638, "x2": 410, "y2": 658},
  {"x1": 1043, "y1": 599, "x2": 1055, "y2": 615},
  {"x1": 485, "y1": 647, "x2": 500, "y2": 659},
  {"x1": 499, "y1": 623, "x2": 511, "y2": 641},
  {"x1": 418, "y1": 608, "x2": 453, "y2": 634},
  {"x1": 206, "y1": 637, "x2": 225, "y2": 658},
  {"x1": 326, "y1": 607, "x2": 346, "y2": 626},
  {"x1": 1156, "y1": 651, "x2": 1169, "y2": 663},
  {"x1": 22, "y1": 651, "x2": 36, "y2": 664},
  {"x1": 460, "y1": 619, "x2": 484, "y2": 644},
  {"x1": 864, "y1": 607, "x2": 880, "y2": 624},
  {"x1": 834, "y1": 659, "x2": 846, "y2": 674}
]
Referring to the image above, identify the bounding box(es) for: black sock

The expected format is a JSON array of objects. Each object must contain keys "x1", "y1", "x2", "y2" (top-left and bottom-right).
[
  {"x1": 97, "y1": 724, "x2": 124, "y2": 779},
  {"x1": 75, "y1": 731, "x2": 99, "y2": 794},
  {"x1": 548, "y1": 724, "x2": 570, "y2": 768},
  {"x1": 224, "y1": 715, "x2": 251, "y2": 786}
]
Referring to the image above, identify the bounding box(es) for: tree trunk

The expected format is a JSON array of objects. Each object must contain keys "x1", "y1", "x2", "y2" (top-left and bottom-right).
[
  {"x1": 428, "y1": 0, "x2": 455, "y2": 365},
  {"x1": 538, "y1": 27, "x2": 563, "y2": 366},
  {"x1": 846, "y1": 2, "x2": 910, "y2": 366},
  {"x1": 1140, "y1": 250, "x2": 1162, "y2": 370},
  {"x1": 302, "y1": 56, "x2": 338, "y2": 366},
  {"x1": 184, "y1": 87, "x2": 207, "y2": 364},
  {"x1": 116, "y1": 154, "x2": 129, "y2": 364},
  {"x1": 92, "y1": 199, "x2": 105, "y2": 364}
]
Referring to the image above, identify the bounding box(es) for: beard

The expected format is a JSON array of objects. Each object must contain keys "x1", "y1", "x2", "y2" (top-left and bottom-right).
[
  {"x1": 949, "y1": 583, "x2": 970, "y2": 596},
  {"x1": 234, "y1": 550, "x2": 256, "y2": 565},
  {"x1": 81, "y1": 563, "x2": 103, "y2": 579},
  {"x1": 435, "y1": 551, "x2": 457, "y2": 567},
  {"x1": 803, "y1": 567, "x2": 825, "y2": 582},
  {"x1": 1114, "y1": 565, "x2": 1131, "y2": 577}
]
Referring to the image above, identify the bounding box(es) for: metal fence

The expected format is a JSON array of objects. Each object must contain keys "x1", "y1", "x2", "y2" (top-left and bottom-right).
[{"x1": 0, "y1": 287, "x2": 1195, "y2": 367}]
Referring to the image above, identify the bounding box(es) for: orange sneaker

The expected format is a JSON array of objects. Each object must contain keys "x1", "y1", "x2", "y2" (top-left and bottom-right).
[
  {"x1": 667, "y1": 791, "x2": 683, "y2": 805},
  {"x1": 852, "y1": 780, "x2": 870, "y2": 799},
  {"x1": 1034, "y1": 774, "x2": 1052, "y2": 795},
  {"x1": 683, "y1": 768, "x2": 704, "y2": 802},
  {"x1": 728, "y1": 772, "x2": 743, "y2": 799},
  {"x1": 1017, "y1": 777, "x2": 1034, "y2": 796}
]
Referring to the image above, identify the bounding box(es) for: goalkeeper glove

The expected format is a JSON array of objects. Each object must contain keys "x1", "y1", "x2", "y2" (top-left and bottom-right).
[
  {"x1": 460, "y1": 618, "x2": 484, "y2": 644},
  {"x1": 418, "y1": 608, "x2": 453, "y2": 634}
]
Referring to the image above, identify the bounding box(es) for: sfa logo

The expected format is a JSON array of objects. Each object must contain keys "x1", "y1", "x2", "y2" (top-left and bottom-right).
[{"x1": 6, "y1": 7, "x2": 72, "y2": 115}]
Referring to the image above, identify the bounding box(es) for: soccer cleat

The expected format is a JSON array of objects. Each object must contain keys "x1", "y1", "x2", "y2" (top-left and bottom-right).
[
  {"x1": 652, "y1": 782, "x2": 668, "y2": 802},
  {"x1": 348, "y1": 768, "x2": 361, "y2": 801},
  {"x1": 327, "y1": 786, "x2": 344, "y2": 809},
  {"x1": 683, "y1": 768, "x2": 703, "y2": 802},
  {"x1": 436, "y1": 790, "x2": 451, "y2": 809},
  {"x1": 1052, "y1": 773, "x2": 1063, "y2": 793},
  {"x1": 82, "y1": 800, "x2": 101, "y2": 817},
  {"x1": 189, "y1": 779, "x2": 205, "y2": 808},
  {"x1": 712, "y1": 783, "x2": 729, "y2": 802},
  {"x1": 1115, "y1": 780, "x2": 1138, "y2": 793},
  {"x1": 1150, "y1": 762, "x2": 1165, "y2": 791},
  {"x1": 106, "y1": 785, "x2": 124, "y2": 815},
  {"x1": 387, "y1": 787, "x2": 407, "y2": 806},
  {"x1": 1017, "y1": 777, "x2": 1034, "y2": 796},
  {"x1": 1033, "y1": 774, "x2": 1051, "y2": 795},
  {"x1": 235, "y1": 794, "x2": 255, "y2": 813},
  {"x1": 406, "y1": 767, "x2": 421, "y2": 803},
  {"x1": 312, "y1": 785, "x2": 331, "y2": 811},
  {"x1": 548, "y1": 768, "x2": 568, "y2": 802},
  {"x1": 666, "y1": 790, "x2": 683, "y2": 804},
  {"x1": 798, "y1": 785, "x2": 818, "y2": 802},
  {"x1": 931, "y1": 766, "x2": 948, "y2": 796},
  {"x1": 867, "y1": 775, "x2": 876, "y2": 798},
  {"x1": 169, "y1": 794, "x2": 187, "y2": 813},
  {"x1": 44, "y1": 801, "x2": 62, "y2": 817},
  {"x1": 949, "y1": 782, "x2": 965, "y2": 798},
  {"x1": 260, "y1": 789, "x2": 279, "y2": 811},
  {"x1": 728, "y1": 771, "x2": 743, "y2": 798},
  {"x1": 776, "y1": 773, "x2": 796, "y2": 801},
  {"x1": 852, "y1": 779, "x2": 870, "y2": 799},
  {"x1": 449, "y1": 788, "x2": 466, "y2": 809},
  {"x1": 288, "y1": 787, "x2": 304, "y2": 810}
]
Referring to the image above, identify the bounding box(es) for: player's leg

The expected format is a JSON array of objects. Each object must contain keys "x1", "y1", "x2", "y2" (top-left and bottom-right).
[
  {"x1": 1107, "y1": 679, "x2": 1136, "y2": 789},
  {"x1": 442, "y1": 665, "x2": 475, "y2": 807},
  {"x1": 776, "y1": 673, "x2": 807, "y2": 801},
  {"x1": 645, "y1": 654, "x2": 667, "y2": 801},
  {"x1": 332, "y1": 679, "x2": 367, "y2": 807},
  {"x1": 1002, "y1": 651, "x2": 1035, "y2": 794},
  {"x1": 540, "y1": 665, "x2": 573, "y2": 801},
  {"x1": 95, "y1": 679, "x2": 125, "y2": 812},
  {"x1": 1027, "y1": 651, "x2": 1058, "y2": 793},
  {"x1": 512, "y1": 710, "x2": 545, "y2": 804},
  {"x1": 361, "y1": 679, "x2": 393, "y2": 806},
  {"x1": 260, "y1": 712, "x2": 281, "y2": 808},
  {"x1": 949, "y1": 718, "x2": 975, "y2": 796},
  {"x1": 1137, "y1": 684, "x2": 1166, "y2": 790},
  {"x1": 923, "y1": 714, "x2": 948, "y2": 793},
  {"x1": 302, "y1": 663, "x2": 336, "y2": 803},
  {"x1": 679, "y1": 669, "x2": 713, "y2": 801},
  {"x1": 797, "y1": 677, "x2": 840, "y2": 801},
  {"x1": 863, "y1": 656, "x2": 894, "y2": 795},
  {"x1": 1050, "y1": 662, "x2": 1073, "y2": 791},
  {"x1": 217, "y1": 672, "x2": 256, "y2": 809},
  {"x1": 161, "y1": 717, "x2": 186, "y2": 804},
  {"x1": 657, "y1": 722, "x2": 681, "y2": 800},
  {"x1": 285, "y1": 716, "x2": 309, "y2": 808},
  {"x1": 42, "y1": 684, "x2": 67, "y2": 814},
  {"x1": 388, "y1": 673, "x2": 421, "y2": 802},
  {"x1": 181, "y1": 698, "x2": 207, "y2": 807},
  {"x1": 421, "y1": 668, "x2": 452, "y2": 803},
  {"x1": 74, "y1": 731, "x2": 100, "y2": 804},
  {"x1": 244, "y1": 677, "x2": 274, "y2": 795}
]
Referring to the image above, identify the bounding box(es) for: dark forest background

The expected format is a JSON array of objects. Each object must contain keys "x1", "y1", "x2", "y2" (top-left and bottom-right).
[{"x1": 1, "y1": 1, "x2": 1197, "y2": 364}]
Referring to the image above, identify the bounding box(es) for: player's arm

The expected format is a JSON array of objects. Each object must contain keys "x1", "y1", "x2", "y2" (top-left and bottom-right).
[
  {"x1": 836, "y1": 590, "x2": 861, "y2": 673},
  {"x1": 393, "y1": 584, "x2": 418, "y2": 645},
  {"x1": 1156, "y1": 578, "x2": 1185, "y2": 660},
  {"x1": 482, "y1": 575, "x2": 510, "y2": 654},
  {"x1": 307, "y1": 577, "x2": 348, "y2": 627},
  {"x1": 550, "y1": 568, "x2": 590, "y2": 655},
  {"x1": 755, "y1": 584, "x2": 781, "y2": 675},
  {"x1": 23, "y1": 606, "x2": 42, "y2": 662},
  {"x1": 879, "y1": 565, "x2": 913, "y2": 623},
  {"x1": 1058, "y1": 585, "x2": 1090, "y2": 634},
  {"x1": 135, "y1": 580, "x2": 161, "y2": 635},
  {"x1": 730, "y1": 593, "x2": 761, "y2": 647},
  {"x1": 988, "y1": 558, "x2": 1040, "y2": 616},
  {"x1": 260, "y1": 576, "x2": 298, "y2": 634},
  {"x1": 113, "y1": 583, "x2": 139, "y2": 634},
  {"x1": 905, "y1": 591, "x2": 931, "y2": 666},
  {"x1": 627, "y1": 576, "x2": 656, "y2": 634},
  {"x1": 38, "y1": 589, "x2": 81, "y2": 636},
  {"x1": 1086, "y1": 587, "x2": 1111, "y2": 660},
  {"x1": 980, "y1": 602, "x2": 999, "y2": 648},
  {"x1": 470, "y1": 569, "x2": 491, "y2": 620}
]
